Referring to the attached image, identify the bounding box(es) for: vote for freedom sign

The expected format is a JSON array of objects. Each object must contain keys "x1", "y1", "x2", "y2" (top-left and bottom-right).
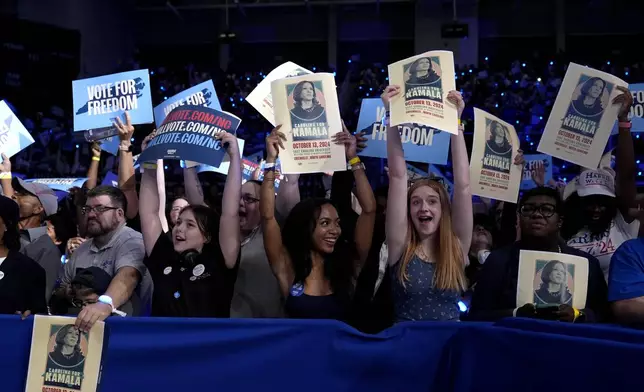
[
  {"x1": 136, "y1": 105, "x2": 241, "y2": 168},
  {"x1": 72, "y1": 69, "x2": 153, "y2": 132}
]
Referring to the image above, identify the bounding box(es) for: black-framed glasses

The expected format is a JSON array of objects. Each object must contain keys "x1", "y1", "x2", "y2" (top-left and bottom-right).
[
  {"x1": 71, "y1": 298, "x2": 97, "y2": 308},
  {"x1": 241, "y1": 194, "x2": 260, "y2": 204},
  {"x1": 81, "y1": 205, "x2": 119, "y2": 215},
  {"x1": 519, "y1": 203, "x2": 557, "y2": 218}
]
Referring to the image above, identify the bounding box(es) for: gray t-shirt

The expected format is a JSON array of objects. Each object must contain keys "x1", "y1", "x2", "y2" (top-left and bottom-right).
[
  {"x1": 61, "y1": 224, "x2": 153, "y2": 315},
  {"x1": 230, "y1": 225, "x2": 284, "y2": 318}
]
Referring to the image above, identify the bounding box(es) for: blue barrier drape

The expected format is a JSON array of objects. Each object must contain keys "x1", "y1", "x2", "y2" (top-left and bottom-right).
[{"x1": 4, "y1": 316, "x2": 644, "y2": 392}]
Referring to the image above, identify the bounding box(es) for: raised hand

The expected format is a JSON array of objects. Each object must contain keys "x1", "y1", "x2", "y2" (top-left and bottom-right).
[
  {"x1": 355, "y1": 131, "x2": 368, "y2": 153},
  {"x1": 613, "y1": 86, "x2": 633, "y2": 122},
  {"x1": 0, "y1": 153, "x2": 11, "y2": 173},
  {"x1": 380, "y1": 85, "x2": 401, "y2": 111},
  {"x1": 446, "y1": 90, "x2": 465, "y2": 119},
  {"x1": 332, "y1": 121, "x2": 358, "y2": 159},
  {"x1": 115, "y1": 112, "x2": 135, "y2": 145},
  {"x1": 90, "y1": 142, "x2": 102, "y2": 158},
  {"x1": 265, "y1": 125, "x2": 286, "y2": 162},
  {"x1": 141, "y1": 130, "x2": 157, "y2": 152},
  {"x1": 214, "y1": 131, "x2": 240, "y2": 158},
  {"x1": 531, "y1": 161, "x2": 546, "y2": 187}
]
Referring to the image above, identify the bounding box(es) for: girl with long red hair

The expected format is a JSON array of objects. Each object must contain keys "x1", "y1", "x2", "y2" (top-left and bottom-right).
[{"x1": 382, "y1": 85, "x2": 472, "y2": 321}]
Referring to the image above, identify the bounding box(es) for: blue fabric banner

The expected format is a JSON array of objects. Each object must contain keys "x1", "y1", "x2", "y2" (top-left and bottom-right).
[
  {"x1": 2, "y1": 316, "x2": 643, "y2": 392},
  {"x1": 135, "y1": 105, "x2": 241, "y2": 167},
  {"x1": 72, "y1": 69, "x2": 153, "y2": 132},
  {"x1": 521, "y1": 154, "x2": 553, "y2": 189},
  {"x1": 356, "y1": 98, "x2": 451, "y2": 165},
  {"x1": 153, "y1": 80, "x2": 222, "y2": 127}
]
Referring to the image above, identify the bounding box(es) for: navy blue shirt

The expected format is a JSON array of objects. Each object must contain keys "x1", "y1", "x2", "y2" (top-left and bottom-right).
[{"x1": 608, "y1": 238, "x2": 644, "y2": 302}]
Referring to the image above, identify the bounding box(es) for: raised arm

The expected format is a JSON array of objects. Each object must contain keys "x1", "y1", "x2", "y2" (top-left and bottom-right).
[
  {"x1": 332, "y1": 122, "x2": 376, "y2": 274},
  {"x1": 276, "y1": 173, "x2": 300, "y2": 219},
  {"x1": 115, "y1": 113, "x2": 139, "y2": 219},
  {"x1": 217, "y1": 132, "x2": 242, "y2": 269},
  {"x1": 85, "y1": 143, "x2": 101, "y2": 190},
  {"x1": 155, "y1": 159, "x2": 169, "y2": 233},
  {"x1": 446, "y1": 91, "x2": 473, "y2": 257},
  {"x1": 382, "y1": 85, "x2": 408, "y2": 265},
  {"x1": 138, "y1": 132, "x2": 163, "y2": 256},
  {"x1": 183, "y1": 165, "x2": 206, "y2": 206},
  {"x1": 613, "y1": 86, "x2": 637, "y2": 223},
  {"x1": 0, "y1": 154, "x2": 14, "y2": 198},
  {"x1": 261, "y1": 126, "x2": 294, "y2": 296}
]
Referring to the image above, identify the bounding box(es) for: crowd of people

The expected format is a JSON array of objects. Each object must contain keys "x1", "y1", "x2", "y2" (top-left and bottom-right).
[{"x1": 1, "y1": 53, "x2": 644, "y2": 335}]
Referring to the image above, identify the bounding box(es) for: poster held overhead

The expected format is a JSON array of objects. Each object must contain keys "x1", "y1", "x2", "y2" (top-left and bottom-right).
[
  {"x1": 246, "y1": 62, "x2": 312, "y2": 125},
  {"x1": 470, "y1": 108, "x2": 522, "y2": 203},
  {"x1": 135, "y1": 105, "x2": 241, "y2": 168},
  {"x1": 153, "y1": 80, "x2": 221, "y2": 127},
  {"x1": 0, "y1": 100, "x2": 35, "y2": 157},
  {"x1": 537, "y1": 63, "x2": 627, "y2": 169},
  {"x1": 387, "y1": 50, "x2": 458, "y2": 135},
  {"x1": 72, "y1": 69, "x2": 153, "y2": 132},
  {"x1": 271, "y1": 73, "x2": 346, "y2": 174}
]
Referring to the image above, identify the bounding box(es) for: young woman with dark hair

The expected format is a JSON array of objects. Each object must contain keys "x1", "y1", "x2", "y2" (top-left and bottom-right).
[
  {"x1": 260, "y1": 124, "x2": 376, "y2": 320},
  {"x1": 139, "y1": 131, "x2": 242, "y2": 317}
]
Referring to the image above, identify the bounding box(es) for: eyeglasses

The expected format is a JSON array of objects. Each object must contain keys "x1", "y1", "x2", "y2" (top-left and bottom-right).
[
  {"x1": 81, "y1": 205, "x2": 119, "y2": 215},
  {"x1": 241, "y1": 194, "x2": 260, "y2": 204},
  {"x1": 71, "y1": 298, "x2": 97, "y2": 308},
  {"x1": 519, "y1": 203, "x2": 557, "y2": 218}
]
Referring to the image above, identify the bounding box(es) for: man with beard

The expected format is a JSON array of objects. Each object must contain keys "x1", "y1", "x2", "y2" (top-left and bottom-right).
[{"x1": 53, "y1": 186, "x2": 151, "y2": 331}]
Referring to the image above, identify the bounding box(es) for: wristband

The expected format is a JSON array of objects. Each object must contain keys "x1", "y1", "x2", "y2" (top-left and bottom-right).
[
  {"x1": 92, "y1": 156, "x2": 100, "y2": 162},
  {"x1": 618, "y1": 121, "x2": 632, "y2": 129},
  {"x1": 0, "y1": 172, "x2": 11, "y2": 180},
  {"x1": 348, "y1": 157, "x2": 361, "y2": 166},
  {"x1": 264, "y1": 166, "x2": 276, "y2": 173},
  {"x1": 458, "y1": 119, "x2": 462, "y2": 125},
  {"x1": 264, "y1": 162, "x2": 276, "y2": 169},
  {"x1": 572, "y1": 307, "x2": 580, "y2": 322},
  {"x1": 350, "y1": 162, "x2": 365, "y2": 172},
  {"x1": 143, "y1": 163, "x2": 158, "y2": 170}
]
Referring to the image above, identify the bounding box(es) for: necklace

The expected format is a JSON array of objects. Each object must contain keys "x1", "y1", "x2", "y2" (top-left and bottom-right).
[{"x1": 241, "y1": 225, "x2": 260, "y2": 247}]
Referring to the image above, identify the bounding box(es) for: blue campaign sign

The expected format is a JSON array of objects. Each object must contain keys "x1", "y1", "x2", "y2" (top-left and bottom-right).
[
  {"x1": 136, "y1": 105, "x2": 241, "y2": 168},
  {"x1": 356, "y1": 98, "x2": 450, "y2": 165},
  {"x1": 102, "y1": 171, "x2": 119, "y2": 187},
  {"x1": 522, "y1": 154, "x2": 552, "y2": 190},
  {"x1": 154, "y1": 80, "x2": 222, "y2": 127},
  {"x1": 25, "y1": 178, "x2": 88, "y2": 192},
  {"x1": 0, "y1": 100, "x2": 35, "y2": 157},
  {"x1": 72, "y1": 69, "x2": 153, "y2": 132},
  {"x1": 99, "y1": 135, "x2": 121, "y2": 156},
  {"x1": 629, "y1": 83, "x2": 644, "y2": 132}
]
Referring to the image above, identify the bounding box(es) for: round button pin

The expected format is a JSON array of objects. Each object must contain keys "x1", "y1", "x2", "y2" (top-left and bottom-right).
[
  {"x1": 163, "y1": 266, "x2": 172, "y2": 275},
  {"x1": 192, "y1": 264, "x2": 205, "y2": 277}
]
